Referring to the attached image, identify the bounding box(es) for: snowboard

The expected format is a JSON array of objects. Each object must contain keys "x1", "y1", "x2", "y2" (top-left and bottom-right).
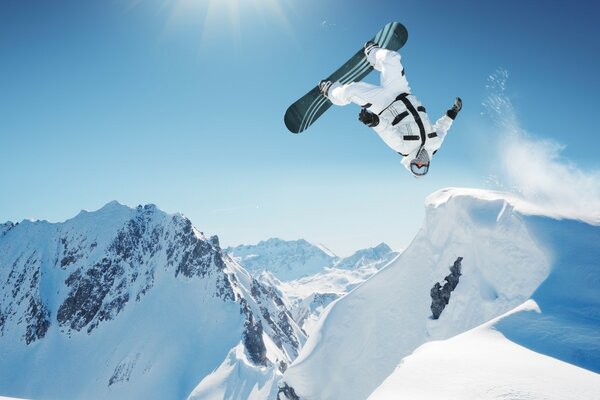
[{"x1": 284, "y1": 22, "x2": 408, "y2": 134}]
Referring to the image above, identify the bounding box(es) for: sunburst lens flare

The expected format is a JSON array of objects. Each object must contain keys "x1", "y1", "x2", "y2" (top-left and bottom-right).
[{"x1": 142, "y1": 0, "x2": 295, "y2": 52}]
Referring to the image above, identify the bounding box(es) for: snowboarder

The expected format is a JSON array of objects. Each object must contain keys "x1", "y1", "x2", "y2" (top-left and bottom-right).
[{"x1": 319, "y1": 41, "x2": 462, "y2": 177}]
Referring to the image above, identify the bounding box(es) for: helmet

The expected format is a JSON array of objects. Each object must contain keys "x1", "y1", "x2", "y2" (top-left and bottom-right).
[{"x1": 409, "y1": 147, "x2": 430, "y2": 177}]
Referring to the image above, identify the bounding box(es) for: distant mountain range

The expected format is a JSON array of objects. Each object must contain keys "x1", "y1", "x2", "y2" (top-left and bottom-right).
[{"x1": 226, "y1": 239, "x2": 398, "y2": 281}]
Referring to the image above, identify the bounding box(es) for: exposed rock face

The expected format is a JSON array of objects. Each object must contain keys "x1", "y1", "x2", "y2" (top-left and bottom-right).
[
  {"x1": 25, "y1": 297, "x2": 50, "y2": 345},
  {"x1": 245, "y1": 277, "x2": 302, "y2": 360},
  {"x1": 0, "y1": 221, "x2": 14, "y2": 237},
  {"x1": 278, "y1": 383, "x2": 301, "y2": 400},
  {"x1": 430, "y1": 257, "x2": 463, "y2": 319},
  {"x1": 243, "y1": 314, "x2": 267, "y2": 366},
  {"x1": 53, "y1": 205, "x2": 231, "y2": 335},
  {"x1": 3, "y1": 248, "x2": 51, "y2": 344}
]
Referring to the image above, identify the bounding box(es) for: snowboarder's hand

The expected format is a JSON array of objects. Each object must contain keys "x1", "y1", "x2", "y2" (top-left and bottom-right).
[{"x1": 359, "y1": 108, "x2": 379, "y2": 127}]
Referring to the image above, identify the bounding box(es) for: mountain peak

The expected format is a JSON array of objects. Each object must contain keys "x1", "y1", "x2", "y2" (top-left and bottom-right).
[
  {"x1": 0, "y1": 221, "x2": 15, "y2": 237},
  {"x1": 226, "y1": 238, "x2": 338, "y2": 281},
  {"x1": 333, "y1": 242, "x2": 397, "y2": 270}
]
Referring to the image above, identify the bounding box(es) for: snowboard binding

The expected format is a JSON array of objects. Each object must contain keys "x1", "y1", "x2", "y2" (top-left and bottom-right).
[
  {"x1": 318, "y1": 80, "x2": 333, "y2": 98},
  {"x1": 364, "y1": 40, "x2": 380, "y2": 56}
]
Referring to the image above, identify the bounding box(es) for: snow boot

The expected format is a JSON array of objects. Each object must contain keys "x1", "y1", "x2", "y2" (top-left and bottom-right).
[
  {"x1": 364, "y1": 40, "x2": 380, "y2": 56},
  {"x1": 318, "y1": 80, "x2": 333, "y2": 98}
]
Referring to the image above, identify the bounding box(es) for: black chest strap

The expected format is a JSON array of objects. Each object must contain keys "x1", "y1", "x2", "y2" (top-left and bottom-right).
[{"x1": 395, "y1": 94, "x2": 427, "y2": 147}]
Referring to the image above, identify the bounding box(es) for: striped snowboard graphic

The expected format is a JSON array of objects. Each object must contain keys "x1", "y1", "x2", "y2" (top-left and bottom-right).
[{"x1": 284, "y1": 22, "x2": 408, "y2": 134}]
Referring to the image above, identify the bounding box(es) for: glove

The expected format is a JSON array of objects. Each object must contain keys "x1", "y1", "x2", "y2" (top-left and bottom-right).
[
  {"x1": 446, "y1": 97, "x2": 462, "y2": 120},
  {"x1": 358, "y1": 108, "x2": 379, "y2": 127}
]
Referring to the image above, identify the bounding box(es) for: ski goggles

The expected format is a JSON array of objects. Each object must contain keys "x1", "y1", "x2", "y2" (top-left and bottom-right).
[
  {"x1": 410, "y1": 160, "x2": 430, "y2": 177},
  {"x1": 410, "y1": 147, "x2": 430, "y2": 177}
]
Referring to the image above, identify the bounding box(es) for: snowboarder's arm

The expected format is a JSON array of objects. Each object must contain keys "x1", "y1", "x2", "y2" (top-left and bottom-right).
[{"x1": 424, "y1": 115, "x2": 453, "y2": 155}]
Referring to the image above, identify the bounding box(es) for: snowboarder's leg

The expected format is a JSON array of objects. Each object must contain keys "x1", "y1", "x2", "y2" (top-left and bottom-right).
[
  {"x1": 366, "y1": 48, "x2": 411, "y2": 94},
  {"x1": 327, "y1": 81, "x2": 387, "y2": 109}
]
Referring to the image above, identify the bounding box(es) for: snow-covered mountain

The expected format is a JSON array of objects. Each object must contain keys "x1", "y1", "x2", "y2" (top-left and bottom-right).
[
  {"x1": 226, "y1": 239, "x2": 338, "y2": 281},
  {"x1": 0, "y1": 202, "x2": 305, "y2": 400},
  {"x1": 334, "y1": 243, "x2": 397, "y2": 270},
  {"x1": 280, "y1": 188, "x2": 600, "y2": 400}
]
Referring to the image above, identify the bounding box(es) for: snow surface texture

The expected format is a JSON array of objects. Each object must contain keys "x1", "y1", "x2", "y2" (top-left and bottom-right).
[
  {"x1": 0, "y1": 202, "x2": 305, "y2": 400},
  {"x1": 370, "y1": 301, "x2": 600, "y2": 400},
  {"x1": 281, "y1": 188, "x2": 600, "y2": 400}
]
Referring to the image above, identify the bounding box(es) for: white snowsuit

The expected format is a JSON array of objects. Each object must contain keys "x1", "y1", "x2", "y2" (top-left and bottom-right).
[{"x1": 327, "y1": 48, "x2": 454, "y2": 173}]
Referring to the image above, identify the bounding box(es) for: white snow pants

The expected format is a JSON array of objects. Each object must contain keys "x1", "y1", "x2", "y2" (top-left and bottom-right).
[{"x1": 327, "y1": 48, "x2": 453, "y2": 164}]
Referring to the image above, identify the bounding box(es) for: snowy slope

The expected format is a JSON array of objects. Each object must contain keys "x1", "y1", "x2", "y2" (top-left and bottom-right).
[
  {"x1": 226, "y1": 238, "x2": 338, "y2": 281},
  {"x1": 0, "y1": 202, "x2": 305, "y2": 400},
  {"x1": 280, "y1": 188, "x2": 600, "y2": 400},
  {"x1": 276, "y1": 261, "x2": 396, "y2": 335},
  {"x1": 370, "y1": 301, "x2": 600, "y2": 400},
  {"x1": 188, "y1": 343, "x2": 283, "y2": 400}
]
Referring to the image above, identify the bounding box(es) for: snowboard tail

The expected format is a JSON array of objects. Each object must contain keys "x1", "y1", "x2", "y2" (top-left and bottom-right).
[{"x1": 284, "y1": 22, "x2": 408, "y2": 134}]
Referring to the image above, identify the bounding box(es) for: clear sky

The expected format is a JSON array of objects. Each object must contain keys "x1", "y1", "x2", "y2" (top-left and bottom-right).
[{"x1": 1, "y1": 0, "x2": 599, "y2": 256}]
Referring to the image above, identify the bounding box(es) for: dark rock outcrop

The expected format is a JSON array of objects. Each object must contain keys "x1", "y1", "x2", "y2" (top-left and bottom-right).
[
  {"x1": 25, "y1": 297, "x2": 50, "y2": 344},
  {"x1": 58, "y1": 258, "x2": 126, "y2": 332},
  {"x1": 0, "y1": 222, "x2": 14, "y2": 237},
  {"x1": 278, "y1": 383, "x2": 300, "y2": 400},
  {"x1": 242, "y1": 314, "x2": 267, "y2": 366},
  {"x1": 430, "y1": 257, "x2": 463, "y2": 319}
]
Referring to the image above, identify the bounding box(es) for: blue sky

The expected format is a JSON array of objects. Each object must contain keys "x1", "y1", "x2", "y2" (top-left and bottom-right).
[{"x1": 1, "y1": 0, "x2": 599, "y2": 255}]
